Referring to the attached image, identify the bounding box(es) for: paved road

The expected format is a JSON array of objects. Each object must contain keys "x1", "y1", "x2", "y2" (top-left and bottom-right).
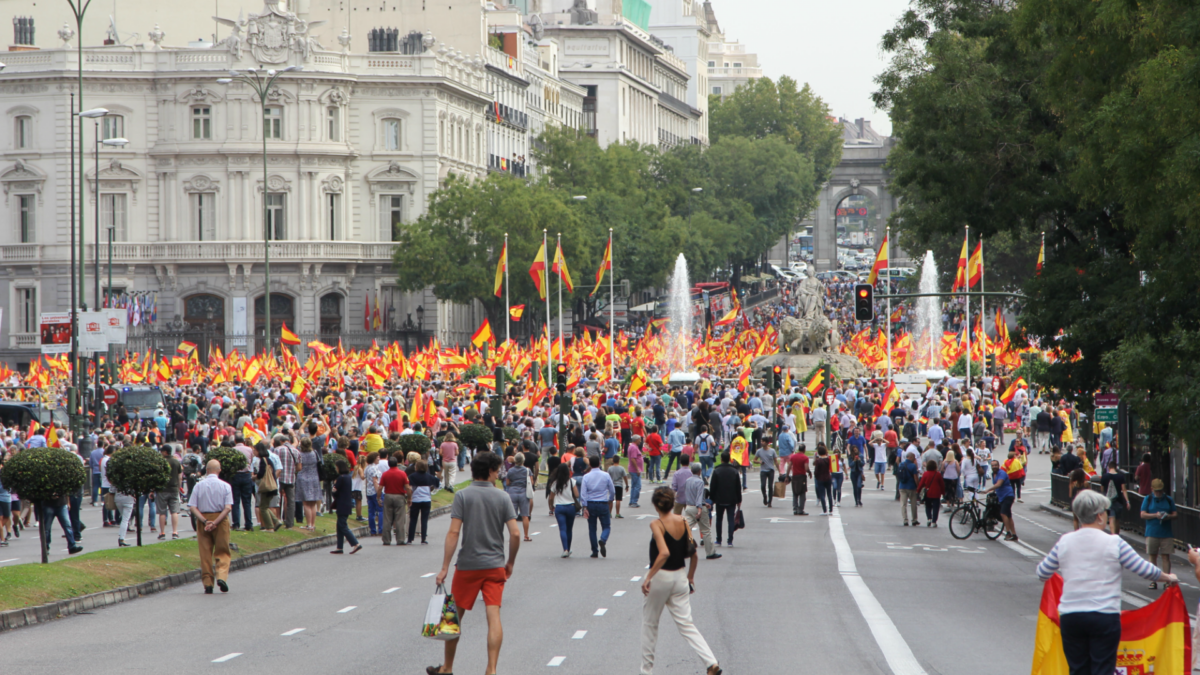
[{"x1": 3, "y1": 450, "x2": 1196, "y2": 674}]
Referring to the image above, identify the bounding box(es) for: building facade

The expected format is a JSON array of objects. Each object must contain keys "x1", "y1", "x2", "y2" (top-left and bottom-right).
[{"x1": 703, "y1": 2, "x2": 762, "y2": 100}]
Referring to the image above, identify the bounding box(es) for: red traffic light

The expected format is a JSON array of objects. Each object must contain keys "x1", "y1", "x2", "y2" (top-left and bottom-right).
[
  {"x1": 858, "y1": 288, "x2": 869, "y2": 298},
  {"x1": 772, "y1": 365, "x2": 782, "y2": 375},
  {"x1": 555, "y1": 363, "x2": 568, "y2": 375}
]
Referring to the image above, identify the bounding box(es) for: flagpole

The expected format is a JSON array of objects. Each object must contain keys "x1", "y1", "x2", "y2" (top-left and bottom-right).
[
  {"x1": 504, "y1": 232, "x2": 510, "y2": 345},
  {"x1": 979, "y1": 237, "x2": 986, "y2": 382},
  {"x1": 544, "y1": 229, "x2": 552, "y2": 376},
  {"x1": 964, "y1": 224, "x2": 971, "y2": 393},
  {"x1": 609, "y1": 228, "x2": 615, "y2": 383},
  {"x1": 557, "y1": 233, "x2": 564, "y2": 359},
  {"x1": 885, "y1": 224, "x2": 892, "y2": 382}
]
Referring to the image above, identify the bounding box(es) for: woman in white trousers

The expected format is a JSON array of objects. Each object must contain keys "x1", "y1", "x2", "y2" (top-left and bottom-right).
[
  {"x1": 640, "y1": 487, "x2": 721, "y2": 675},
  {"x1": 114, "y1": 493, "x2": 135, "y2": 546}
]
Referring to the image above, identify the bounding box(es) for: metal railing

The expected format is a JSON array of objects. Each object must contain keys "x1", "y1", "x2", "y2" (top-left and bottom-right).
[{"x1": 1049, "y1": 471, "x2": 1200, "y2": 552}]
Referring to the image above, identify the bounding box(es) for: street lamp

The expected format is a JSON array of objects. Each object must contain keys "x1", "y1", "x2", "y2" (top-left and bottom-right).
[
  {"x1": 217, "y1": 65, "x2": 302, "y2": 353},
  {"x1": 87, "y1": 116, "x2": 125, "y2": 422},
  {"x1": 572, "y1": 195, "x2": 587, "y2": 201},
  {"x1": 71, "y1": 107, "x2": 105, "y2": 429}
]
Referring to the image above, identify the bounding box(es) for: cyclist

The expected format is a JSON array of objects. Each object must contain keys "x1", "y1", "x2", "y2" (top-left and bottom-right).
[{"x1": 979, "y1": 459, "x2": 1017, "y2": 542}]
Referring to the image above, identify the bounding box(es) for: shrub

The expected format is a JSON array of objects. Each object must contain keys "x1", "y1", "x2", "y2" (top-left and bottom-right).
[
  {"x1": 502, "y1": 425, "x2": 519, "y2": 442},
  {"x1": 0, "y1": 447, "x2": 87, "y2": 503},
  {"x1": 205, "y1": 446, "x2": 247, "y2": 482},
  {"x1": 399, "y1": 433, "x2": 432, "y2": 459},
  {"x1": 107, "y1": 446, "x2": 171, "y2": 497},
  {"x1": 458, "y1": 423, "x2": 493, "y2": 453},
  {"x1": 320, "y1": 451, "x2": 343, "y2": 481},
  {"x1": 383, "y1": 438, "x2": 404, "y2": 457}
]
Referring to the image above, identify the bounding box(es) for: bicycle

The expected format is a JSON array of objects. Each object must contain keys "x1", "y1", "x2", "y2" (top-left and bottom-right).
[{"x1": 948, "y1": 488, "x2": 1005, "y2": 541}]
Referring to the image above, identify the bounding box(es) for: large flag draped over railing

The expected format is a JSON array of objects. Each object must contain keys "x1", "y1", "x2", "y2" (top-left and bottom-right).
[{"x1": 1031, "y1": 575, "x2": 1191, "y2": 675}]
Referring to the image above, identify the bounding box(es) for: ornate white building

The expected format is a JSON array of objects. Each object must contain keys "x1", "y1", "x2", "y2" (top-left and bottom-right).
[
  {"x1": 0, "y1": 1, "x2": 584, "y2": 368},
  {"x1": 703, "y1": 2, "x2": 763, "y2": 100}
]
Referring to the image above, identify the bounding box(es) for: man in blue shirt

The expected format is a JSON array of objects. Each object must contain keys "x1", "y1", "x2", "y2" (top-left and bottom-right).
[
  {"x1": 578, "y1": 457, "x2": 615, "y2": 558},
  {"x1": 981, "y1": 459, "x2": 1018, "y2": 542},
  {"x1": 776, "y1": 428, "x2": 796, "y2": 459},
  {"x1": 602, "y1": 431, "x2": 621, "y2": 462},
  {"x1": 897, "y1": 450, "x2": 920, "y2": 526},
  {"x1": 89, "y1": 443, "x2": 105, "y2": 506},
  {"x1": 665, "y1": 423, "x2": 686, "y2": 474},
  {"x1": 846, "y1": 427, "x2": 866, "y2": 458},
  {"x1": 1140, "y1": 478, "x2": 1177, "y2": 588}
]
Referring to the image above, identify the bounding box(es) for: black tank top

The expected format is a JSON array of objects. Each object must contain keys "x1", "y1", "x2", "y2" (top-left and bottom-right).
[{"x1": 649, "y1": 524, "x2": 689, "y2": 571}]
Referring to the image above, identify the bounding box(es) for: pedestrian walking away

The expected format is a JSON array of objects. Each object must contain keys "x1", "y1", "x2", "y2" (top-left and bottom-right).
[
  {"x1": 429, "y1": 451, "x2": 521, "y2": 675},
  {"x1": 187, "y1": 459, "x2": 233, "y2": 593},
  {"x1": 640, "y1": 487, "x2": 722, "y2": 675},
  {"x1": 330, "y1": 459, "x2": 362, "y2": 554}
]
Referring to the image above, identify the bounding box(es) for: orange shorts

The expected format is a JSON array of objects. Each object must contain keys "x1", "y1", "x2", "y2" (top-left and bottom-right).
[{"x1": 451, "y1": 567, "x2": 507, "y2": 611}]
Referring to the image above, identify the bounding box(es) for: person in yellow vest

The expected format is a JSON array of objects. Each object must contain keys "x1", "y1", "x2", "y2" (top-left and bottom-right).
[
  {"x1": 729, "y1": 433, "x2": 750, "y2": 491},
  {"x1": 1059, "y1": 408, "x2": 1074, "y2": 444},
  {"x1": 792, "y1": 401, "x2": 807, "y2": 444},
  {"x1": 1001, "y1": 450, "x2": 1026, "y2": 503}
]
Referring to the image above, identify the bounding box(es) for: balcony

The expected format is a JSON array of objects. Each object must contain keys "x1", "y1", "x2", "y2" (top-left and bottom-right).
[
  {"x1": 492, "y1": 102, "x2": 528, "y2": 130},
  {"x1": 709, "y1": 66, "x2": 763, "y2": 79},
  {"x1": 0, "y1": 241, "x2": 395, "y2": 264}
]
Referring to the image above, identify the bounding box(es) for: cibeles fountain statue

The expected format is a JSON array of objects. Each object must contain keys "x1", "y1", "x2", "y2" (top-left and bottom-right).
[{"x1": 751, "y1": 263, "x2": 870, "y2": 381}]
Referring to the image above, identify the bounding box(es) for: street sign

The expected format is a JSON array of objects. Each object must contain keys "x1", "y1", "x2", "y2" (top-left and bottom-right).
[
  {"x1": 1095, "y1": 407, "x2": 1118, "y2": 423},
  {"x1": 825, "y1": 389, "x2": 836, "y2": 405},
  {"x1": 1095, "y1": 394, "x2": 1119, "y2": 407},
  {"x1": 103, "y1": 389, "x2": 119, "y2": 406}
]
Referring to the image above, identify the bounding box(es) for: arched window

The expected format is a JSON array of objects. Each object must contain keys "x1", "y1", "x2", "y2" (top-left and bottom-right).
[
  {"x1": 183, "y1": 294, "x2": 225, "y2": 332},
  {"x1": 254, "y1": 293, "x2": 294, "y2": 337},
  {"x1": 320, "y1": 293, "x2": 342, "y2": 334}
]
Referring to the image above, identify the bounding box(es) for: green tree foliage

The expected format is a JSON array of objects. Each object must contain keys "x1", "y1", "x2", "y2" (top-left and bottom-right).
[
  {"x1": 874, "y1": 0, "x2": 1200, "y2": 443},
  {"x1": 398, "y1": 433, "x2": 433, "y2": 460},
  {"x1": 456, "y1": 423, "x2": 493, "y2": 454},
  {"x1": 1, "y1": 448, "x2": 88, "y2": 562},
  {"x1": 107, "y1": 446, "x2": 171, "y2": 497},
  {"x1": 205, "y1": 446, "x2": 247, "y2": 482}
]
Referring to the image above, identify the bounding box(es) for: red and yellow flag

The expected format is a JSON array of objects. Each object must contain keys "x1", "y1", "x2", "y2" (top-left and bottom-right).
[
  {"x1": 592, "y1": 235, "x2": 612, "y2": 296},
  {"x1": 529, "y1": 243, "x2": 547, "y2": 300},
  {"x1": 1036, "y1": 236, "x2": 1045, "y2": 275},
  {"x1": 890, "y1": 305, "x2": 903, "y2": 323},
  {"x1": 805, "y1": 369, "x2": 824, "y2": 395},
  {"x1": 242, "y1": 422, "x2": 264, "y2": 447},
  {"x1": 471, "y1": 318, "x2": 495, "y2": 349},
  {"x1": 736, "y1": 365, "x2": 750, "y2": 392},
  {"x1": 552, "y1": 241, "x2": 574, "y2": 293},
  {"x1": 177, "y1": 341, "x2": 197, "y2": 355},
  {"x1": 714, "y1": 307, "x2": 738, "y2": 327},
  {"x1": 1031, "y1": 575, "x2": 1191, "y2": 675},
  {"x1": 280, "y1": 322, "x2": 300, "y2": 346},
  {"x1": 509, "y1": 304, "x2": 525, "y2": 321},
  {"x1": 968, "y1": 241, "x2": 983, "y2": 288},
  {"x1": 867, "y1": 235, "x2": 888, "y2": 286},
  {"x1": 494, "y1": 241, "x2": 507, "y2": 298},
  {"x1": 952, "y1": 234, "x2": 969, "y2": 292},
  {"x1": 999, "y1": 377, "x2": 1027, "y2": 404}
]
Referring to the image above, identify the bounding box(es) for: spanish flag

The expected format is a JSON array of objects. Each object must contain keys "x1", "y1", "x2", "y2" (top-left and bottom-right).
[
  {"x1": 999, "y1": 377, "x2": 1027, "y2": 404},
  {"x1": 952, "y1": 234, "x2": 969, "y2": 292},
  {"x1": 529, "y1": 244, "x2": 548, "y2": 300},
  {"x1": 592, "y1": 235, "x2": 612, "y2": 296},
  {"x1": 1031, "y1": 575, "x2": 1191, "y2": 675},
  {"x1": 509, "y1": 304, "x2": 525, "y2": 321},
  {"x1": 714, "y1": 306, "x2": 738, "y2": 327},
  {"x1": 736, "y1": 365, "x2": 750, "y2": 392},
  {"x1": 881, "y1": 381, "x2": 900, "y2": 411},
  {"x1": 494, "y1": 241, "x2": 507, "y2": 298},
  {"x1": 552, "y1": 241, "x2": 574, "y2": 293},
  {"x1": 805, "y1": 369, "x2": 824, "y2": 395},
  {"x1": 471, "y1": 318, "x2": 495, "y2": 349},
  {"x1": 1036, "y1": 235, "x2": 1045, "y2": 275},
  {"x1": 968, "y1": 241, "x2": 983, "y2": 288},
  {"x1": 890, "y1": 305, "x2": 903, "y2": 323},
  {"x1": 242, "y1": 422, "x2": 264, "y2": 447},
  {"x1": 867, "y1": 235, "x2": 888, "y2": 286},
  {"x1": 177, "y1": 341, "x2": 197, "y2": 355},
  {"x1": 280, "y1": 322, "x2": 300, "y2": 346},
  {"x1": 629, "y1": 368, "x2": 649, "y2": 394}
]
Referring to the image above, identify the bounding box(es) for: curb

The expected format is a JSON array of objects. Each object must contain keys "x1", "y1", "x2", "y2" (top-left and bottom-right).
[
  {"x1": 1036, "y1": 502, "x2": 1192, "y2": 564},
  {"x1": 0, "y1": 504, "x2": 453, "y2": 634}
]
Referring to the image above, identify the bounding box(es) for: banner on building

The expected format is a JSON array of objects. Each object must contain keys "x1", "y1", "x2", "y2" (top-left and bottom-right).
[
  {"x1": 78, "y1": 311, "x2": 108, "y2": 353},
  {"x1": 39, "y1": 312, "x2": 72, "y2": 355},
  {"x1": 102, "y1": 308, "x2": 127, "y2": 346}
]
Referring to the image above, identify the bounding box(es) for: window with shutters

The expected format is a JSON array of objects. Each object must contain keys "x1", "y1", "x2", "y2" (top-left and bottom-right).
[
  {"x1": 18, "y1": 195, "x2": 35, "y2": 243},
  {"x1": 380, "y1": 195, "x2": 402, "y2": 242},
  {"x1": 16, "y1": 287, "x2": 37, "y2": 333},
  {"x1": 191, "y1": 193, "x2": 216, "y2": 241},
  {"x1": 266, "y1": 193, "x2": 285, "y2": 240},
  {"x1": 100, "y1": 194, "x2": 128, "y2": 242}
]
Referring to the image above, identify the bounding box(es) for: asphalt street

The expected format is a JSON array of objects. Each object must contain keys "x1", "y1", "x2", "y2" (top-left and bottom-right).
[{"x1": 2, "y1": 448, "x2": 1196, "y2": 675}]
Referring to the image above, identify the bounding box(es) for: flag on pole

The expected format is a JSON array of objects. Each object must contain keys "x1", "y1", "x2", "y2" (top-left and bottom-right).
[
  {"x1": 494, "y1": 241, "x2": 507, "y2": 298},
  {"x1": 890, "y1": 305, "x2": 903, "y2": 323},
  {"x1": 552, "y1": 241, "x2": 574, "y2": 293},
  {"x1": 968, "y1": 242, "x2": 983, "y2": 288},
  {"x1": 280, "y1": 323, "x2": 300, "y2": 346},
  {"x1": 999, "y1": 377, "x2": 1027, "y2": 404},
  {"x1": 529, "y1": 244, "x2": 547, "y2": 300},
  {"x1": 1031, "y1": 576, "x2": 1191, "y2": 675},
  {"x1": 592, "y1": 236, "x2": 612, "y2": 296},
  {"x1": 867, "y1": 235, "x2": 888, "y2": 286},
  {"x1": 177, "y1": 341, "x2": 197, "y2": 355},
  {"x1": 372, "y1": 297, "x2": 382, "y2": 330},
  {"x1": 805, "y1": 369, "x2": 824, "y2": 395},
  {"x1": 509, "y1": 304, "x2": 525, "y2": 321},
  {"x1": 242, "y1": 422, "x2": 264, "y2": 446},
  {"x1": 882, "y1": 381, "x2": 901, "y2": 410},
  {"x1": 737, "y1": 365, "x2": 750, "y2": 392},
  {"x1": 471, "y1": 318, "x2": 495, "y2": 349},
  {"x1": 714, "y1": 307, "x2": 738, "y2": 327},
  {"x1": 1037, "y1": 234, "x2": 1045, "y2": 275},
  {"x1": 952, "y1": 234, "x2": 969, "y2": 291},
  {"x1": 364, "y1": 292, "x2": 372, "y2": 331}
]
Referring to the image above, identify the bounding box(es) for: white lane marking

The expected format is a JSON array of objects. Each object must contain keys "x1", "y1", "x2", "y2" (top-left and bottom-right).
[
  {"x1": 337, "y1": 606, "x2": 357, "y2": 613},
  {"x1": 421, "y1": 573, "x2": 436, "y2": 578},
  {"x1": 631, "y1": 576, "x2": 642, "y2": 582},
  {"x1": 212, "y1": 653, "x2": 243, "y2": 663},
  {"x1": 613, "y1": 591, "x2": 626, "y2": 597},
  {"x1": 1016, "y1": 513, "x2": 1063, "y2": 536},
  {"x1": 572, "y1": 630, "x2": 587, "y2": 639},
  {"x1": 547, "y1": 656, "x2": 566, "y2": 667},
  {"x1": 1122, "y1": 592, "x2": 1149, "y2": 609},
  {"x1": 550, "y1": 524, "x2": 557, "y2": 528},
  {"x1": 383, "y1": 587, "x2": 400, "y2": 594},
  {"x1": 0, "y1": 558, "x2": 18, "y2": 563},
  {"x1": 594, "y1": 608, "x2": 608, "y2": 616},
  {"x1": 828, "y1": 508, "x2": 927, "y2": 675},
  {"x1": 999, "y1": 539, "x2": 1040, "y2": 559},
  {"x1": 762, "y1": 518, "x2": 810, "y2": 523},
  {"x1": 281, "y1": 628, "x2": 305, "y2": 636}
]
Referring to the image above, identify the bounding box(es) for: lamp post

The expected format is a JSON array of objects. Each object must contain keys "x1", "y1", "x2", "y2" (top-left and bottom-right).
[
  {"x1": 66, "y1": 0, "x2": 94, "y2": 434},
  {"x1": 217, "y1": 65, "x2": 302, "y2": 354},
  {"x1": 96, "y1": 135, "x2": 127, "y2": 418},
  {"x1": 75, "y1": 106, "x2": 106, "y2": 429}
]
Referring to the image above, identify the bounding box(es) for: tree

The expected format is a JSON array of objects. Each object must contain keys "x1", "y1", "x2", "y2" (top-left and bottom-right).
[
  {"x1": 107, "y1": 446, "x2": 171, "y2": 547},
  {"x1": 392, "y1": 172, "x2": 586, "y2": 333},
  {"x1": 457, "y1": 423, "x2": 493, "y2": 454},
  {"x1": 0, "y1": 448, "x2": 87, "y2": 563},
  {"x1": 205, "y1": 446, "x2": 247, "y2": 482}
]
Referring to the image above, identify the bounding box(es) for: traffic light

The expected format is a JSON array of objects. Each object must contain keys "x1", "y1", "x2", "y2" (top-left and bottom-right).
[
  {"x1": 555, "y1": 362, "x2": 568, "y2": 393},
  {"x1": 986, "y1": 354, "x2": 996, "y2": 372},
  {"x1": 554, "y1": 363, "x2": 571, "y2": 417},
  {"x1": 854, "y1": 284, "x2": 874, "y2": 321},
  {"x1": 768, "y1": 365, "x2": 782, "y2": 392}
]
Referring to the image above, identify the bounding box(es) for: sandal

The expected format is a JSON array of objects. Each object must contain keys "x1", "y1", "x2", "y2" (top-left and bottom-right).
[
  {"x1": 523, "y1": 537, "x2": 533, "y2": 542},
  {"x1": 426, "y1": 667, "x2": 451, "y2": 675}
]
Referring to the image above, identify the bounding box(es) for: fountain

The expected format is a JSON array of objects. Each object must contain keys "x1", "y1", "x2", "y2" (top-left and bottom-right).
[
  {"x1": 913, "y1": 250, "x2": 944, "y2": 370},
  {"x1": 664, "y1": 254, "x2": 700, "y2": 385}
]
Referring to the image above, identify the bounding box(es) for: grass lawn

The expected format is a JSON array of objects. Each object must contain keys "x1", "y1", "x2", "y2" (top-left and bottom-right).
[{"x1": 0, "y1": 514, "x2": 340, "y2": 613}]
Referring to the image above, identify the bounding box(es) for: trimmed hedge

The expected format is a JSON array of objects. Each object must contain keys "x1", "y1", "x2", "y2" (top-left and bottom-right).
[
  {"x1": 398, "y1": 433, "x2": 432, "y2": 459},
  {"x1": 107, "y1": 446, "x2": 171, "y2": 497},
  {"x1": 204, "y1": 446, "x2": 248, "y2": 482},
  {"x1": 0, "y1": 447, "x2": 87, "y2": 503},
  {"x1": 457, "y1": 423, "x2": 493, "y2": 453}
]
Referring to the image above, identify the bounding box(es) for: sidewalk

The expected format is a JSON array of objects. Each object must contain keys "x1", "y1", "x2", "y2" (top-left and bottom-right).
[{"x1": 1037, "y1": 501, "x2": 1194, "y2": 567}]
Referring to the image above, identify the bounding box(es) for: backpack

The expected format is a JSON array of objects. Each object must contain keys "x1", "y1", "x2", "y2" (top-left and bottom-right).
[{"x1": 697, "y1": 435, "x2": 711, "y2": 457}]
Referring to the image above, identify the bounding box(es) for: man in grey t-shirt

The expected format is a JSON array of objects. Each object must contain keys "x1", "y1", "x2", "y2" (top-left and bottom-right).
[{"x1": 432, "y1": 452, "x2": 520, "y2": 675}]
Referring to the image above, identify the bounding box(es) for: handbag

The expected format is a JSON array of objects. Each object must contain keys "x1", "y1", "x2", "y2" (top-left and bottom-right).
[
  {"x1": 734, "y1": 508, "x2": 745, "y2": 531},
  {"x1": 257, "y1": 462, "x2": 278, "y2": 493},
  {"x1": 685, "y1": 526, "x2": 697, "y2": 557},
  {"x1": 421, "y1": 584, "x2": 461, "y2": 640},
  {"x1": 917, "y1": 487, "x2": 927, "y2": 501},
  {"x1": 773, "y1": 480, "x2": 788, "y2": 499},
  {"x1": 104, "y1": 491, "x2": 116, "y2": 511}
]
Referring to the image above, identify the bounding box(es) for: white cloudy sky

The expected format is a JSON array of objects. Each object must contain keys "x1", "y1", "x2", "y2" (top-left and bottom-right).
[{"x1": 712, "y1": 0, "x2": 912, "y2": 137}]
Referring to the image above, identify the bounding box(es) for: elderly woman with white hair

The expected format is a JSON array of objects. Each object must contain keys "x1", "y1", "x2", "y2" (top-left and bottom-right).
[{"x1": 1036, "y1": 490, "x2": 1177, "y2": 675}]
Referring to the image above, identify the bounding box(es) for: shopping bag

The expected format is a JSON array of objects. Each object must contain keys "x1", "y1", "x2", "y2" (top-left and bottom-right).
[
  {"x1": 734, "y1": 508, "x2": 746, "y2": 531},
  {"x1": 422, "y1": 584, "x2": 461, "y2": 640},
  {"x1": 774, "y1": 481, "x2": 787, "y2": 499}
]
